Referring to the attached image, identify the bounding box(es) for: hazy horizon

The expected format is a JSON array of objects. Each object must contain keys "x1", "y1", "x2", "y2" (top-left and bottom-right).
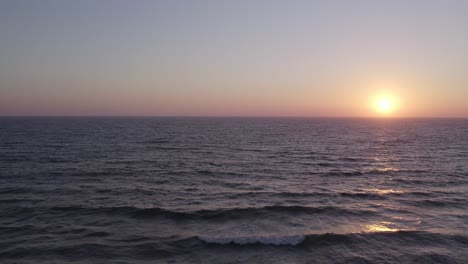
[{"x1": 2, "y1": 115, "x2": 468, "y2": 119}]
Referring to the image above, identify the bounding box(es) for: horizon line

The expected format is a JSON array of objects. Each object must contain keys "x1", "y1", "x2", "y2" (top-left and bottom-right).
[{"x1": 1, "y1": 115, "x2": 467, "y2": 119}]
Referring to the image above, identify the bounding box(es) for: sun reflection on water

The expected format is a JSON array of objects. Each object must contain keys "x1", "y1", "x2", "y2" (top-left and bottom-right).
[
  {"x1": 365, "y1": 188, "x2": 405, "y2": 195},
  {"x1": 375, "y1": 167, "x2": 399, "y2": 172},
  {"x1": 364, "y1": 222, "x2": 400, "y2": 233}
]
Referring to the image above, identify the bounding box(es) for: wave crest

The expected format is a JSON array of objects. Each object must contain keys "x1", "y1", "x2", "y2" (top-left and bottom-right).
[{"x1": 198, "y1": 234, "x2": 305, "y2": 245}]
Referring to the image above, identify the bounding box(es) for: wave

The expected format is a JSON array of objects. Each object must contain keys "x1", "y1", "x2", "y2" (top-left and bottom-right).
[
  {"x1": 196, "y1": 232, "x2": 363, "y2": 246},
  {"x1": 1, "y1": 230, "x2": 466, "y2": 262},
  {"x1": 199, "y1": 234, "x2": 305, "y2": 245},
  {"x1": 220, "y1": 189, "x2": 437, "y2": 201},
  {"x1": 131, "y1": 205, "x2": 377, "y2": 220},
  {"x1": 137, "y1": 138, "x2": 171, "y2": 144},
  {"x1": 0, "y1": 187, "x2": 33, "y2": 195},
  {"x1": 401, "y1": 198, "x2": 467, "y2": 208},
  {"x1": 198, "y1": 231, "x2": 468, "y2": 247},
  {"x1": 324, "y1": 168, "x2": 428, "y2": 177},
  {"x1": 0, "y1": 198, "x2": 43, "y2": 204},
  {"x1": 4, "y1": 205, "x2": 377, "y2": 221},
  {"x1": 197, "y1": 233, "x2": 346, "y2": 246}
]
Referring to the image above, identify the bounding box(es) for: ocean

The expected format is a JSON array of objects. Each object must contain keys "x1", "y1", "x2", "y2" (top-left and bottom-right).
[{"x1": 0, "y1": 117, "x2": 467, "y2": 263}]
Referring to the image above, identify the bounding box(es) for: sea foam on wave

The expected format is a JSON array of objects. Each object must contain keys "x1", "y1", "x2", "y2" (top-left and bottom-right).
[{"x1": 198, "y1": 234, "x2": 305, "y2": 245}]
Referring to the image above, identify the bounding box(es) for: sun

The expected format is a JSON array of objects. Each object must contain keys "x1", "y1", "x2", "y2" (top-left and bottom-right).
[
  {"x1": 374, "y1": 95, "x2": 397, "y2": 115},
  {"x1": 366, "y1": 81, "x2": 401, "y2": 116},
  {"x1": 378, "y1": 98, "x2": 392, "y2": 113}
]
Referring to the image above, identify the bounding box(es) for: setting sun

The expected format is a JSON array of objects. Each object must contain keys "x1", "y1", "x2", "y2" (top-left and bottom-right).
[
  {"x1": 377, "y1": 98, "x2": 393, "y2": 113},
  {"x1": 372, "y1": 94, "x2": 398, "y2": 115}
]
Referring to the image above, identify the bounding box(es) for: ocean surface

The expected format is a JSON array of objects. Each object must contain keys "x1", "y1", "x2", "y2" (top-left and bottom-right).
[{"x1": 0, "y1": 117, "x2": 467, "y2": 264}]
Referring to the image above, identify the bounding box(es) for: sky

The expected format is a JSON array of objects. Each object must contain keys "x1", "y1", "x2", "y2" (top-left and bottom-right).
[{"x1": 1, "y1": 0, "x2": 467, "y2": 117}]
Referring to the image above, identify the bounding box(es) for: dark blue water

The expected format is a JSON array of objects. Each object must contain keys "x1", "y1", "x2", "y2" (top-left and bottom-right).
[{"x1": 1, "y1": 117, "x2": 467, "y2": 263}]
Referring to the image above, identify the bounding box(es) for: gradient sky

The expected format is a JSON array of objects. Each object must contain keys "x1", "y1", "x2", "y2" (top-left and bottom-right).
[{"x1": 1, "y1": 0, "x2": 467, "y2": 117}]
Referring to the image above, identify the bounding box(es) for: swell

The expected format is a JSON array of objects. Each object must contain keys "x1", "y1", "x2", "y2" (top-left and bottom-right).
[
  {"x1": 0, "y1": 186, "x2": 452, "y2": 200},
  {"x1": 0, "y1": 242, "x2": 179, "y2": 259},
  {"x1": 323, "y1": 168, "x2": 429, "y2": 177},
  {"x1": 2, "y1": 231, "x2": 466, "y2": 260},
  {"x1": 400, "y1": 198, "x2": 468, "y2": 208},
  {"x1": 301, "y1": 231, "x2": 468, "y2": 248},
  {"x1": 221, "y1": 190, "x2": 442, "y2": 200},
  {"x1": 4, "y1": 205, "x2": 377, "y2": 221},
  {"x1": 198, "y1": 231, "x2": 468, "y2": 247}
]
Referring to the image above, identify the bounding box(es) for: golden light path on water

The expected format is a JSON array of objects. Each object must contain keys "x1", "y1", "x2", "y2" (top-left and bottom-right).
[
  {"x1": 353, "y1": 127, "x2": 408, "y2": 234},
  {"x1": 364, "y1": 188, "x2": 405, "y2": 195},
  {"x1": 365, "y1": 222, "x2": 401, "y2": 233},
  {"x1": 359, "y1": 189, "x2": 408, "y2": 234}
]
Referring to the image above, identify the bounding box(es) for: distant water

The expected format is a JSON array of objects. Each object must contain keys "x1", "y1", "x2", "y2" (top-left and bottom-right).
[{"x1": 1, "y1": 117, "x2": 467, "y2": 264}]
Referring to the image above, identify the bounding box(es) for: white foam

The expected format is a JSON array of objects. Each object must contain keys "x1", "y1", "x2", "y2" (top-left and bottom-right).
[{"x1": 199, "y1": 234, "x2": 305, "y2": 245}]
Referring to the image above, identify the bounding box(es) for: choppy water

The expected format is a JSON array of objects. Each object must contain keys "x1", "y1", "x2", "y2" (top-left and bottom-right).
[{"x1": 1, "y1": 117, "x2": 467, "y2": 264}]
